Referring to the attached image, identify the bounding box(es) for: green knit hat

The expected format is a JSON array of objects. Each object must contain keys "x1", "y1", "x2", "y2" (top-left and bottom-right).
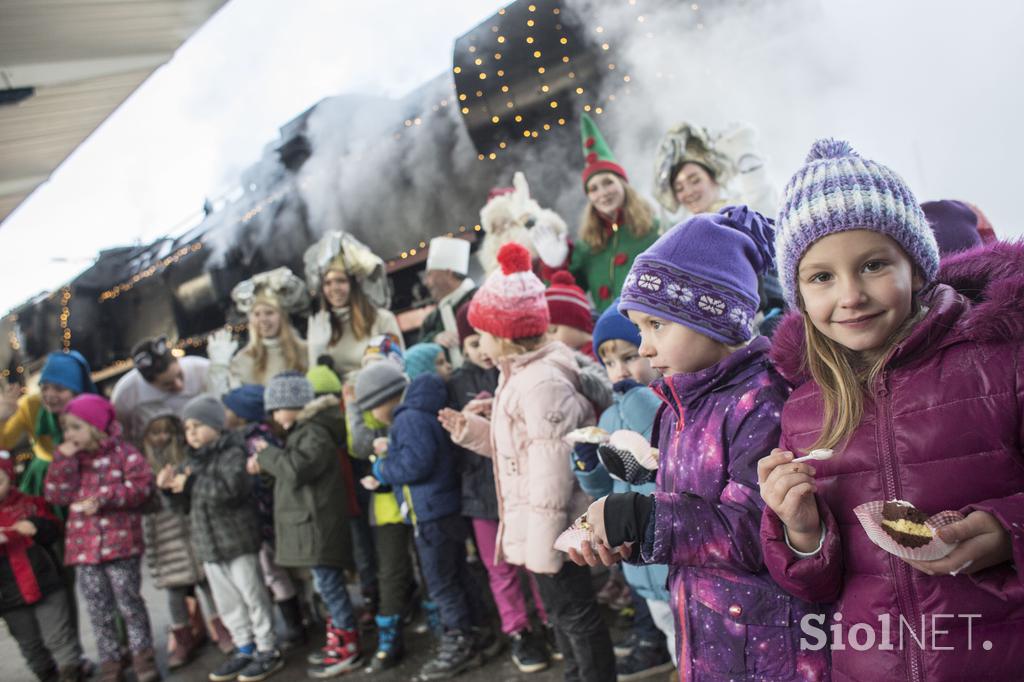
[
  {"x1": 307, "y1": 364, "x2": 343, "y2": 395},
  {"x1": 580, "y1": 112, "x2": 628, "y2": 186}
]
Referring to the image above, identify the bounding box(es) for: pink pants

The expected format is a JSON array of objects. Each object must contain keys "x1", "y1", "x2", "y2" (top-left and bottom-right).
[{"x1": 471, "y1": 517, "x2": 548, "y2": 635}]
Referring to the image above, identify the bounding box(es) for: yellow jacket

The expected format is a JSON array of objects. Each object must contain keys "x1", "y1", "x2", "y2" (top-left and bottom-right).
[{"x1": 0, "y1": 392, "x2": 55, "y2": 463}]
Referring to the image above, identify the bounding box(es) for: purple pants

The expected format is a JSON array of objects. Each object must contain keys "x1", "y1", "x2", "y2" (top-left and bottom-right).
[
  {"x1": 78, "y1": 557, "x2": 153, "y2": 663},
  {"x1": 471, "y1": 518, "x2": 548, "y2": 635}
]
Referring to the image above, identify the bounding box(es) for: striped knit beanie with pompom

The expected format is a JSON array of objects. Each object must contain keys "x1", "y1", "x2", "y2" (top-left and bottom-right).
[
  {"x1": 775, "y1": 138, "x2": 940, "y2": 309},
  {"x1": 468, "y1": 242, "x2": 550, "y2": 340}
]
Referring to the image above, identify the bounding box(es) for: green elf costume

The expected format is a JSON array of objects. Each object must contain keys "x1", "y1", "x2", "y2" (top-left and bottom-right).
[{"x1": 540, "y1": 113, "x2": 659, "y2": 313}]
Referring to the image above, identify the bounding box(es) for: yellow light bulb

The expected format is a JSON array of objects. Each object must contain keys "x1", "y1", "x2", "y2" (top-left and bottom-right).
[
  {"x1": 526, "y1": 36, "x2": 534, "y2": 44},
  {"x1": 528, "y1": 4, "x2": 536, "y2": 11},
  {"x1": 491, "y1": 115, "x2": 500, "y2": 123},
  {"x1": 475, "y1": 58, "x2": 483, "y2": 65},
  {"x1": 601, "y1": 43, "x2": 609, "y2": 50},
  {"x1": 488, "y1": 152, "x2": 497, "y2": 160},
  {"x1": 497, "y1": 35, "x2": 505, "y2": 43},
  {"x1": 576, "y1": 87, "x2": 584, "y2": 94},
  {"x1": 562, "y1": 56, "x2": 569, "y2": 63},
  {"x1": 479, "y1": 73, "x2": 487, "y2": 79},
  {"x1": 596, "y1": 26, "x2": 604, "y2": 33},
  {"x1": 558, "y1": 118, "x2": 565, "y2": 125},
  {"x1": 527, "y1": 19, "x2": 534, "y2": 27},
  {"x1": 453, "y1": 66, "x2": 462, "y2": 74},
  {"x1": 523, "y1": 130, "x2": 531, "y2": 138},
  {"x1": 497, "y1": 69, "x2": 505, "y2": 76},
  {"x1": 459, "y1": 93, "x2": 467, "y2": 101},
  {"x1": 541, "y1": 84, "x2": 550, "y2": 92},
  {"x1": 462, "y1": 107, "x2": 470, "y2": 114},
  {"x1": 537, "y1": 66, "x2": 545, "y2": 74},
  {"x1": 549, "y1": 100, "x2": 557, "y2": 108},
  {"x1": 560, "y1": 37, "x2": 568, "y2": 44},
  {"x1": 533, "y1": 50, "x2": 541, "y2": 58},
  {"x1": 501, "y1": 85, "x2": 509, "y2": 92},
  {"x1": 514, "y1": 114, "x2": 523, "y2": 122},
  {"x1": 499, "y1": 141, "x2": 507, "y2": 149},
  {"x1": 595, "y1": 107, "x2": 603, "y2": 114}
]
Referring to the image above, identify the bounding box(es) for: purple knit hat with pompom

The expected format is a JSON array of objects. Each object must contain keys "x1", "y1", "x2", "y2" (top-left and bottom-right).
[
  {"x1": 619, "y1": 205, "x2": 775, "y2": 345},
  {"x1": 775, "y1": 138, "x2": 940, "y2": 309}
]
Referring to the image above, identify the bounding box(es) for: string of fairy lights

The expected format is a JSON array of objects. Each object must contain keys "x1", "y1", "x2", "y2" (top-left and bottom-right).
[{"x1": 4, "y1": 0, "x2": 705, "y2": 374}]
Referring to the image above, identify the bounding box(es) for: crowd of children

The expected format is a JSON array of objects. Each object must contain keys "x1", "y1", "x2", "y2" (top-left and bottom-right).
[{"x1": 0, "y1": 125, "x2": 1018, "y2": 682}]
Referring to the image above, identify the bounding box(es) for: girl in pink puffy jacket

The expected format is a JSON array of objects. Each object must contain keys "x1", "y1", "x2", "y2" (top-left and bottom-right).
[
  {"x1": 440, "y1": 243, "x2": 617, "y2": 682},
  {"x1": 759, "y1": 138, "x2": 1024, "y2": 681},
  {"x1": 44, "y1": 394, "x2": 157, "y2": 682}
]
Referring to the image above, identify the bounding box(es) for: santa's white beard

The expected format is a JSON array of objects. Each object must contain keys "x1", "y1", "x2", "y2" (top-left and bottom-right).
[{"x1": 477, "y1": 223, "x2": 539, "y2": 275}]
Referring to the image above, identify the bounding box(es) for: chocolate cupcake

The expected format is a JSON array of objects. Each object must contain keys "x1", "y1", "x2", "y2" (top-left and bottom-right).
[{"x1": 880, "y1": 500, "x2": 933, "y2": 548}]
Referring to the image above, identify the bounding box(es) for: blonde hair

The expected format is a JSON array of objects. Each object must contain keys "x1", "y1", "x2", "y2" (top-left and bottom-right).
[
  {"x1": 597, "y1": 338, "x2": 636, "y2": 362},
  {"x1": 242, "y1": 307, "x2": 307, "y2": 378},
  {"x1": 491, "y1": 334, "x2": 548, "y2": 359},
  {"x1": 142, "y1": 416, "x2": 188, "y2": 471},
  {"x1": 579, "y1": 180, "x2": 656, "y2": 251},
  {"x1": 62, "y1": 413, "x2": 106, "y2": 451},
  {"x1": 802, "y1": 306, "x2": 921, "y2": 451}
]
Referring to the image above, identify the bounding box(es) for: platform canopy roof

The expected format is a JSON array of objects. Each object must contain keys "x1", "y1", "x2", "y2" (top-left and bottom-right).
[{"x1": 0, "y1": 0, "x2": 227, "y2": 226}]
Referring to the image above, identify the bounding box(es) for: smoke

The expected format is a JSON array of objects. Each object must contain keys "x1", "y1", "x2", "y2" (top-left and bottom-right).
[
  {"x1": 561, "y1": 0, "x2": 1024, "y2": 234},
  {"x1": 208, "y1": 0, "x2": 1023, "y2": 274}
]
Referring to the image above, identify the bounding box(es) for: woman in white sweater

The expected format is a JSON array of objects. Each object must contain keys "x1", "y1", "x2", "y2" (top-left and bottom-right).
[{"x1": 303, "y1": 232, "x2": 403, "y2": 378}]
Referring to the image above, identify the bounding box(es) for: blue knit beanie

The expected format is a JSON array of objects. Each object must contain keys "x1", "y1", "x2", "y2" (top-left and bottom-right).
[
  {"x1": 775, "y1": 138, "x2": 940, "y2": 309},
  {"x1": 619, "y1": 205, "x2": 775, "y2": 344},
  {"x1": 39, "y1": 350, "x2": 97, "y2": 395},
  {"x1": 222, "y1": 384, "x2": 266, "y2": 423},
  {"x1": 592, "y1": 298, "x2": 641, "y2": 363},
  {"x1": 404, "y1": 343, "x2": 444, "y2": 380}
]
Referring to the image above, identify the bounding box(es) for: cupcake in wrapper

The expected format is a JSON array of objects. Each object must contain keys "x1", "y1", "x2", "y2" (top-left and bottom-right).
[
  {"x1": 554, "y1": 513, "x2": 598, "y2": 554},
  {"x1": 854, "y1": 499, "x2": 963, "y2": 561},
  {"x1": 565, "y1": 426, "x2": 610, "y2": 446}
]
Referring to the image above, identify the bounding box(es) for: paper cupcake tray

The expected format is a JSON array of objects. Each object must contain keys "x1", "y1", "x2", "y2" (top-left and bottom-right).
[{"x1": 853, "y1": 500, "x2": 963, "y2": 561}]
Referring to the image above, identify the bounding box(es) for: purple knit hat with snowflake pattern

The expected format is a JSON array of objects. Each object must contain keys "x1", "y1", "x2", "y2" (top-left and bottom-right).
[
  {"x1": 618, "y1": 205, "x2": 775, "y2": 345},
  {"x1": 775, "y1": 138, "x2": 940, "y2": 309}
]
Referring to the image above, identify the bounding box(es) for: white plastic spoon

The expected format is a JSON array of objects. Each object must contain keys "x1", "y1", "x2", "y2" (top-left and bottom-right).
[{"x1": 792, "y1": 448, "x2": 834, "y2": 463}]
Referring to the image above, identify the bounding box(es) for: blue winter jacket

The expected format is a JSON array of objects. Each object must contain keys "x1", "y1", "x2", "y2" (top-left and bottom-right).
[
  {"x1": 372, "y1": 373, "x2": 460, "y2": 523},
  {"x1": 573, "y1": 383, "x2": 669, "y2": 603}
]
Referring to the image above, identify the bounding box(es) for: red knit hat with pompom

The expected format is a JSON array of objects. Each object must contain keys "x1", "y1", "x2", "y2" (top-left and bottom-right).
[
  {"x1": 468, "y1": 243, "x2": 550, "y2": 340},
  {"x1": 545, "y1": 271, "x2": 594, "y2": 333}
]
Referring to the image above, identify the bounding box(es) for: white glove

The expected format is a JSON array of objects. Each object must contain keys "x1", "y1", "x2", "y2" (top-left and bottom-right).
[
  {"x1": 531, "y1": 222, "x2": 569, "y2": 268},
  {"x1": 206, "y1": 329, "x2": 238, "y2": 367},
  {"x1": 306, "y1": 311, "x2": 332, "y2": 363},
  {"x1": 716, "y1": 123, "x2": 763, "y2": 174}
]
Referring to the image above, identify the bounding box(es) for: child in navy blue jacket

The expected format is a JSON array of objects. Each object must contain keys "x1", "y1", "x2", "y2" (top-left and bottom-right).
[{"x1": 358, "y1": 352, "x2": 491, "y2": 681}]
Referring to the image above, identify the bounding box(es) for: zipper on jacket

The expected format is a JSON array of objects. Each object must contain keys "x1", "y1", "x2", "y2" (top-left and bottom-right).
[{"x1": 876, "y1": 371, "x2": 924, "y2": 682}]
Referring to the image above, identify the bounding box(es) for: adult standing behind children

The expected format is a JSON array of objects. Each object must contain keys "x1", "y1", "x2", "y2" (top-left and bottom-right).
[
  {"x1": 303, "y1": 231, "x2": 403, "y2": 376},
  {"x1": 532, "y1": 113, "x2": 659, "y2": 312},
  {"x1": 111, "y1": 337, "x2": 210, "y2": 446},
  {"x1": 416, "y1": 237, "x2": 476, "y2": 368},
  {"x1": 207, "y1": 268, "x2": 310, "y2": 391}
]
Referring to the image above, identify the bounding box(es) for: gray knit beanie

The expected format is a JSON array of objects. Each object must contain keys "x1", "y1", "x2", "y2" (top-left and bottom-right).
[
  {"x1": 182, "y1": 394, "x2": 226, "y2": 432},
  {"x1": 265, "y1": 371, "x2": 315, "y2": 411},
  {"x1": 354, "y1": 362, "x2": 408, "y2": 411}
]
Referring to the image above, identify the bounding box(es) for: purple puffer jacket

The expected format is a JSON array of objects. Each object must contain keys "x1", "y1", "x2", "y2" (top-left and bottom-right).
[
  {"x1": 644, "y1": 337, "x2": 829, "y2": 681},
  {"x1": 761, "y1": 242, "x2": 1024, "y2": 682}
]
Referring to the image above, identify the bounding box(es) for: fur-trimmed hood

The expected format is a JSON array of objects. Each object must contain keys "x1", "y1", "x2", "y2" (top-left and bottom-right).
[
  {"x1": 770, "y1": 240, "x2": 1024, "y2": 385},
  {"x1": 297, "y1": 394, "x2": 341, "y2": 423}
]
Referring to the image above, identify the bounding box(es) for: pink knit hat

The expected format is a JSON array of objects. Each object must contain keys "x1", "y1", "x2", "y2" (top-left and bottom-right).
[
  {"x1": 545, "y1": 271, "x2": 594, "y2": 333},
  {"x1": 64, "y1": 394, "x2": 120, "y2": 436},
  {"x1": 468, "y1": 243, "x2": 550, "y2": 340}
]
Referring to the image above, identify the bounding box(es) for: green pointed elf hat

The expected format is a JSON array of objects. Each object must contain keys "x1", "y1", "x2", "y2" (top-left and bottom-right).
[{"x1": 580, "y1": 112, "x2": 628, "y2": 186}]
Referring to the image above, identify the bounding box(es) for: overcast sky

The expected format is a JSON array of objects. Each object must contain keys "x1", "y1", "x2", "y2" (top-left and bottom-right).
[
  {"x1": 0, "y1": 0, "x2": 505, "y2": 313},
  {"x1": 1, "y1": 0, "x2": 1022, "y2": 315}
]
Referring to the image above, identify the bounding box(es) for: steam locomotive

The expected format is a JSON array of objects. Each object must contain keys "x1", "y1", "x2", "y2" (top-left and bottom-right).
[{"x1": 3, "y1": 0, "x2": 637, "y2": 384}]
